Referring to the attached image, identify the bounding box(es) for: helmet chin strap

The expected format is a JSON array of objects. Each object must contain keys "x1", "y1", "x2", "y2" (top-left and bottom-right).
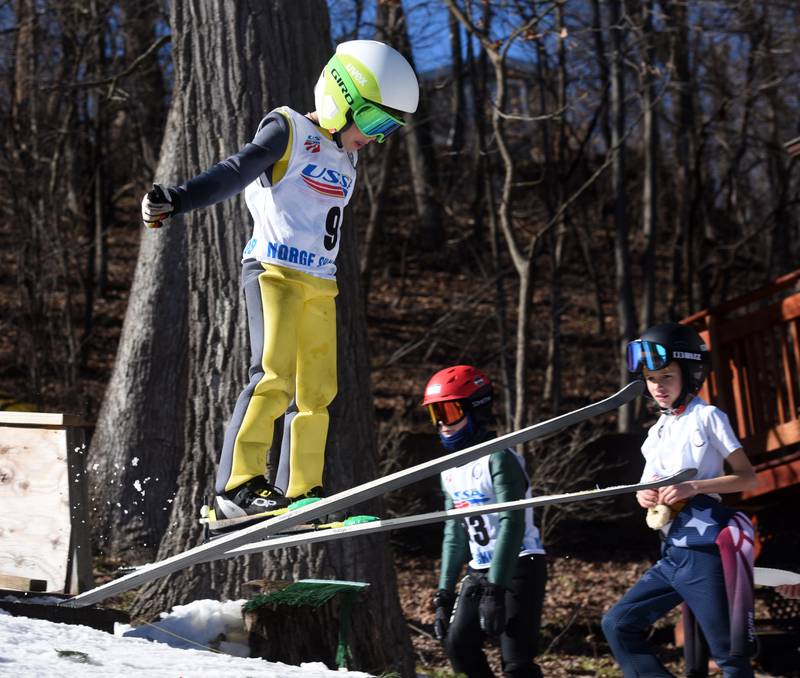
[
  {"x1": 658, "y1": 402, "x2": 688, "y2": 416},
  {"x1": 660, "y1": 375, "x2": 691, "y2": 416}
]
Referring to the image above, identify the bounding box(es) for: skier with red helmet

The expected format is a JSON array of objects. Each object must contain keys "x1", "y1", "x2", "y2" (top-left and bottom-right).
[
  {"x1": 424, "y1": 365, "x2": 547, "y2": 678},
  {"x1": 602, "y1": 322, "x2": 758, "y2": 677}
]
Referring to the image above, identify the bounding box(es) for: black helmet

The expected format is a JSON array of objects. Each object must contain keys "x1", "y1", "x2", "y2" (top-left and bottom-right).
[{"x1": 627, "y1": 322, "x2": 710, "y2": 410}]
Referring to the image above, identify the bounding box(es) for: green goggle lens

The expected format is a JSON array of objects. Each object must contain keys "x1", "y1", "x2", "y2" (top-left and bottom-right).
[{"x1": 352, "y1": 104, "x2": 404, "y2": 142}]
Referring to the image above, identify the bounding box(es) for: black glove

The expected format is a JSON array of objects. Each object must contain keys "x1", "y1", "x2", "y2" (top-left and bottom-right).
[
  {"x1": 432, "y1": 589, "x2": 455, "y2": 642},
  {"x1": 141, "y1": 183, "x2": 175, "y2": 227},
  {"x1": 478, "y1": 582, "x2": 506, "y2": 637}
]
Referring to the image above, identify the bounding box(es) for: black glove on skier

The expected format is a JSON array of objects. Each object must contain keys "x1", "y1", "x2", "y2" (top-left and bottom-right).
[
  {"x1": 478, "y1": 582, "x2": 506, "y2": 637},
  {"x1": 141, "y1": 183, "x2": 178, "y2": 227},
  {"x1": 432, "y1": 589, "x2": 455, "y2": 642}
]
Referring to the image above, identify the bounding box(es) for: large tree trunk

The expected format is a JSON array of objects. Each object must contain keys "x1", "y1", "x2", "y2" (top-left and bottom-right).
[
  {"x1": 87, "y1": 103, "x2": 188, "y2": 558},
  {"x1": 122, "y1": 3, "x2": 414, "y2": 673}
]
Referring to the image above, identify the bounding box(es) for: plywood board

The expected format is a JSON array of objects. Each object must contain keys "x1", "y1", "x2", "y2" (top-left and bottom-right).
[
  {"x1": 0, "y1": 426, "x2": 72, "y2": 591},
  {"x1": 0, "y1": 412, "x2": 84, "y2": 427}
]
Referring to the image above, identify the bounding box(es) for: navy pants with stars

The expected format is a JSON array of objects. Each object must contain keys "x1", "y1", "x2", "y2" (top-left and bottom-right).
[{"x1": 601, "y1": 543, "x2": 753, "y2": 677}]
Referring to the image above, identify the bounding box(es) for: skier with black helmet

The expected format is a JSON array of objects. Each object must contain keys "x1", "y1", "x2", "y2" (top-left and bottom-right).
[
  {"x1": 140, "y1": 41, "x2": 419, "y2": 528},
  {"x1": 424, "y1": 365, "x2": 547, "y2": 678},
  {"x1": 602, "y1": 322, "x2": 758, "y2": 677}
]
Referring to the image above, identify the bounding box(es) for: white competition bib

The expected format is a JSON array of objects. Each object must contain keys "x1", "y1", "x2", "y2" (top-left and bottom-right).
[
  {"x1": 243, "y1": 107, "x2": 357, "y2": 279},
  {"x1": 441, "y1": 451, "x2": 544, "y2": 569}
]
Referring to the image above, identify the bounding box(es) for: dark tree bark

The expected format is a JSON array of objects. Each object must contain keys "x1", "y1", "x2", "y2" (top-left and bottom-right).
[
  {"x1": 88, "y1": 103, "x2": 188, "y2": 558},
  {"x1": 375, "y1": 0, "x2": 445, "y2": 251},
  {"x1": 608, "y1": 0, "x2": 636, "y2": 432},
  {"x1": 664, "y1": 0, "x2": 695, "y2": 317},
  {"x1": 446, "y1": 9, "x2": 466, "y2": 180},
  {"x1": 118, "y1": 0, "x2": 168, "y2": 175},
  {"x1": 543, "y1": 3, "x2": 569, "y2": 414},
  {"x1": 639, "y1": 0, "x2": 659, "y2": 332},
  {"x1": 359, "y1": 134, "x2": 400, "y2": 295}
]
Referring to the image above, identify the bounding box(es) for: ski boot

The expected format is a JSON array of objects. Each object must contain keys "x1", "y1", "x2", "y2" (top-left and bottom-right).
[{"x1": 201, "y1": 477, "x2": 292, "y2": 535}]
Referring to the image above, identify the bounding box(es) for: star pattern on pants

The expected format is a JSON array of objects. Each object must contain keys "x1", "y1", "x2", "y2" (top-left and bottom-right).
[
  {"x1": 685, "y1": 507, "x2": 715, "y2": 536},
  {"x1": 671, "y1": 535, "x2": 689, "y2": 547}
]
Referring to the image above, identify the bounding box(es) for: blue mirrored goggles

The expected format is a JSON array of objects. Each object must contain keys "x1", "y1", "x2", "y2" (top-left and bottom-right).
[{"x1": 626, "y1": 340, "x2": 670, "y2": 373}]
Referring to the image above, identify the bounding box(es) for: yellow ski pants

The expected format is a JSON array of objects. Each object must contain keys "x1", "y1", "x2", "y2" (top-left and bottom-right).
[{"x1": 216, "y1": 261, "x2": 338, "y2": 497}]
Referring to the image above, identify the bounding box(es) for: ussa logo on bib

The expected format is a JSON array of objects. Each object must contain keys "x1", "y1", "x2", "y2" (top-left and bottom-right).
[
  {"x1": 304, "y1": 135, "x2": 321, "y2": 153},
  {"x1": 301, "y1": 164, "x2": 352, "y2": 198}
]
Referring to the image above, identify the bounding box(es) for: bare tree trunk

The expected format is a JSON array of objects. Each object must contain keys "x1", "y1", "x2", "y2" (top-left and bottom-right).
[
  {"x1": 665, "y1": 0, "x2": 694, "y2": 317},
  {"x1": 591, "y1": 0, "x2": 612, "y2": 151},
  {"x1": 359, "y1": 134, "x2": 400, "y2": 295},
  {"x1": 543, "y1": 4, "x2": 569, "y2": 414},
  {"x1": 460, "y1": 6, "x2": 513, "y2": 429},
  {"x1": 375, "y1": 0, "x2": 445, "y2": 251},
  {"x1": 118, "y1": 0, "x2": 168, "y2": 175},
  {"x1": 88, "y1": 103, "x2": 188, "y2": 558},
  {"x1": 445, "y1": 9, "x2": 466, "y2": 187},
  {"x1": 639, "y1": 0, "x2": 659, "y2": 332},
  {"x1": 446, "y1": 1, "x2": 545, "y2": 430},
  {"x1": 609, "y1": 0, "x2": 636, "y2": 432}
]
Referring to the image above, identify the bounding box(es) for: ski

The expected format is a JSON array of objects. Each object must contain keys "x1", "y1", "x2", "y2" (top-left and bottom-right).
[
  {"x1": 215, "y1": 468, "x2": 697, "y2": 560},
  {"x1": 202, "y1": 514, "x2": 380, "y2": 540},
  {"x1": 63, "y1": 380, "x2": 643, "y2": 608}
]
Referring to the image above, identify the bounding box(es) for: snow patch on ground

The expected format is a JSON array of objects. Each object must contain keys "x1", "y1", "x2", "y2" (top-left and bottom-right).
[{"x1": 0, "y1": 599, "x2": 373, "y2": 677}]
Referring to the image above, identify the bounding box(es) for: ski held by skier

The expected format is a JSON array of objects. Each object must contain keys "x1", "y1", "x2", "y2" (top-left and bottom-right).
[{"x1": 602, "y1": 322, "x2": 758, "y2": 677}]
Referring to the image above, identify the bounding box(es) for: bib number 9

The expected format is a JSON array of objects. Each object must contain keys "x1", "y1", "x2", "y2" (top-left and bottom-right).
[{"x1": 324, "y1": 206, "x2": 340, "y2": 251}]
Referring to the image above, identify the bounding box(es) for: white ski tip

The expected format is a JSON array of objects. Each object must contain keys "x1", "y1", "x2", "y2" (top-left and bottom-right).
[{"x1": 754, "y1": 567, "x2": 800, "y2": 587}]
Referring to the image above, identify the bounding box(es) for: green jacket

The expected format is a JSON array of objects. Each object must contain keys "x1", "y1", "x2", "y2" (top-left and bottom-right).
[{"x1": 438, "y1": 449, "x2": 528, "y2": 591}]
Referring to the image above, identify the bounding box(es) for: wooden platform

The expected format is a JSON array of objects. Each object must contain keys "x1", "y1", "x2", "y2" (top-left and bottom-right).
[
  {"x1": 0, "y1": 589, "x2": 129, "y2": 634},
  {"x1": 0, "y1": 412, "x2": 92, "y2": 593},
  {"x1": 685, "y1": 268, "x2": 800, "y2": 500}
]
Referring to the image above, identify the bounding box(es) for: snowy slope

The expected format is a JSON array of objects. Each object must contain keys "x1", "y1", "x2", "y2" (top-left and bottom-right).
[{"x1": 0, "y1": 599, "x2": 372, "y2": 677}]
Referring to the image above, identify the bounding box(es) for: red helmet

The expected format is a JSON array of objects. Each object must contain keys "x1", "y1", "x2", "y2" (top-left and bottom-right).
[
  {"x1": 422, "y1": 365, "x2": 490, "y2": 404},
  {"x1": 422, "y1": 365, "x2": 494, "y2": 427}
]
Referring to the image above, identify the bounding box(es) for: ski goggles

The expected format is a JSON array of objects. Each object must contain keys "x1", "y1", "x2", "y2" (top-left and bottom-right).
[
  {"x1": 427, "y1": 400, "x2": 466, "y2": 427},
  {"x1": 626, "y1": 340, "x2": 670, "y2": 373},
  {"x1": 328, "y1": 56, "x2": 406, "y2": 143}
]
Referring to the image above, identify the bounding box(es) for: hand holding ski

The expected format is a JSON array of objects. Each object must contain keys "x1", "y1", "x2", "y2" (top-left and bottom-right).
[{"x1": 218, "y1": 468, "x2": 698, "y2": 560}]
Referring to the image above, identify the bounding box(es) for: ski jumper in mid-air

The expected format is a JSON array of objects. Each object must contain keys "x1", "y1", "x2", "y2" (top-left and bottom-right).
[
  {"x1": 602, "y1": 322, "x2": 758, "y2": 677},
  {"x1": 424, "y1": 365, "x2": 548, "y2": 678},
  {"x1": 140, "y1": 40, "x2": 419, "y2": 525}
]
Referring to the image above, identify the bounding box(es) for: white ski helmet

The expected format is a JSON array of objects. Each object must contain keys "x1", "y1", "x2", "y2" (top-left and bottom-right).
[{"x1": 314, "y1": 40, "x2": 419, "y2": 140}]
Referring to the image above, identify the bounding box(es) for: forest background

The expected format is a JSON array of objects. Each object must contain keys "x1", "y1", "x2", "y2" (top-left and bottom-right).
[{"x1": 1, "y1": 1, "x2": 799, "y2": 676}]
